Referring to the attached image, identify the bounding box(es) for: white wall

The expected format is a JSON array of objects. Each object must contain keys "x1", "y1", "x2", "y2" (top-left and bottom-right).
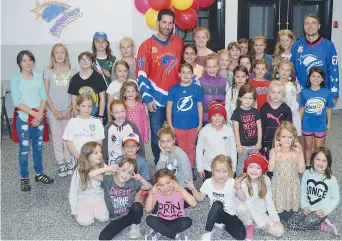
[{"x1": 1, "y1": 0, "x2": 154, "y2": 81}]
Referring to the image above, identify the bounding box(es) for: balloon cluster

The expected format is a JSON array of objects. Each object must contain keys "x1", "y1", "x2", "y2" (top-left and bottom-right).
[{"x1": 134, "y1": 0, "x2": 216, "y2": 30}]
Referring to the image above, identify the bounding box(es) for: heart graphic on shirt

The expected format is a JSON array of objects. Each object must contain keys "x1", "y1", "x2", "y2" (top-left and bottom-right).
[{"x1": 307, "y1": 179, "x2": 328, "y2": 205}]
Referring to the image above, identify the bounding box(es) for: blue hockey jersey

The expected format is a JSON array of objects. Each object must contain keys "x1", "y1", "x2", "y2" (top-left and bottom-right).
[{"x1": 291, "y1": 37, "x2": 339, "y2": 99}]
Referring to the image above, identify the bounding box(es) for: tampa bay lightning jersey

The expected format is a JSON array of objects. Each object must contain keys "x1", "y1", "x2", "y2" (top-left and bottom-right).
[{"x1": 291, "y1": 37, "x2": 339, "y2": 98}]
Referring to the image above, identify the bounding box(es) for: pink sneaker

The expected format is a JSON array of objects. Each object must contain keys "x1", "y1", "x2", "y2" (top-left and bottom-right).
[
  {"x1": 245, "y1": 224, "x2": 255, "y2": 241},
  {"x1": 320, "y1": 219, "x2": 338, "y2": 235}
]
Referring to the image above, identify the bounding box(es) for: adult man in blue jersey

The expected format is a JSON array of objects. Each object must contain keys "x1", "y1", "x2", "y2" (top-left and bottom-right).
[{"x1": 291, "y1": 14, "x2": 339, "y2": 105}]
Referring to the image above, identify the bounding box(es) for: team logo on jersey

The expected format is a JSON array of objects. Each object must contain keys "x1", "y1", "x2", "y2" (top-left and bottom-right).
[
  {"x1": 89, "y1": 125, "x2": 95, "y2": 131},
  {"x1": 297, "y1": 46, "x2": 303, "y2": 53},
  {"x1": 222, "y1": 136, "x2": 228, "y2": 142},
  {"x1": 331, "y1": 87, "x2": 338, "y2": 93},
  {"x1": 138, "y1": 57, "x2": 146, "y2": 68},
  {"x1": 177, "y1": 96, "x2": 193, "y2": 112},
  {"x1": 332, "y1": 56, "x2": 338, "y2": 65},
  {"x1": 152, "y1": 46, "x2": 158, "y2": 54},
  {"x1": 154, "y1": 54, "x2": 179, "y2": 74},
  {"x1": 305, "y1": 97, "x2": 325, "y2": 115},
  {"x1": 30, "y1": 1, "x2": 83, "y2": 38},
  {"x1": 298, "y1": 54, "x2": 323, "y2": 73}
]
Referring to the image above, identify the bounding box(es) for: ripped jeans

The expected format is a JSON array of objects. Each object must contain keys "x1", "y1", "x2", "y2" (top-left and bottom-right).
[{"x1": 16, "y1": 117, "x2": 44, "y2": 179}]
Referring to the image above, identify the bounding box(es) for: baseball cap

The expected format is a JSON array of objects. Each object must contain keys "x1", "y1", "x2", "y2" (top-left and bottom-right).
[
  {"x1": 122, "y1": 133, "x2": 140, "y2": 146},
  {"x1": 93, "y1": 32, "x2": 108, "y2": 40}
]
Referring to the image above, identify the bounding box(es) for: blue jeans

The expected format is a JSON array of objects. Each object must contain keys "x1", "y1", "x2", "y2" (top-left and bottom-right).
[
  {"x1": 16, "y1": 117, "x2": 44, "y2": 179},
  {"x1": 148, "y1": 106, "x2": 166, "y2": 163}
]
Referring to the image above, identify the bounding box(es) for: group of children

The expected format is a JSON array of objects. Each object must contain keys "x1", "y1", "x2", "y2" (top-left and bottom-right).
[{"x1": 10, "y1": 27, "x2": 340, "y2": 241}]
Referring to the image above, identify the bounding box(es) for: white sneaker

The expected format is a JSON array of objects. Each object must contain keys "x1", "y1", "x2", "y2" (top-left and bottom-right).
[
  {"x1": 129, "y1": 224, "x2": 141, "y2": 239},
  {"x1": 201, "y1": 232, "x2": 212, "y2": 240},
  {"x1": 322, "y1": 218, "x2": 338, "y2": 235},
  {"x1": 66, "y1": 161, "x2": 74, "y2": 175},
  {"x1": 58, "y1": 164, "x2": 67, "y2": 177},
  {"x1": 214, "y1": 223, "x2": 225, "y2": 230},
  {"x1": 175, "y1": 233, "x2": 188, "y2": 240}
]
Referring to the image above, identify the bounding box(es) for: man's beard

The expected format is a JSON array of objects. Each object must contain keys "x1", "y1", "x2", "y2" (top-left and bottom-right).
[{"x1": 159, "y1": 28, "x2": 172, "y2": 36}]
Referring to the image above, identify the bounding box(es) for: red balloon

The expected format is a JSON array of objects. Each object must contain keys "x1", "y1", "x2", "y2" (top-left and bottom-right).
[
  {"x1": 191, "y1": 0, "x2": 199, "y2": 12},
  {"x1": 197, "y1": 0, "x2": 215, "y2": 8},
  {"x1": 134, "y1": 0, "x2": 150, "y2": 14},
  {"x1": 148, "y1": 0, "x2": 172, "y2": 11},
  {"x1": 175, "y1": 8, "x2": 198, "y2": 30}
]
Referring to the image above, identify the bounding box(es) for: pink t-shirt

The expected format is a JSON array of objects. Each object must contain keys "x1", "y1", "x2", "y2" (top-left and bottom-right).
[
  {"x1": 125, "y1": 102, "x2": 149, "y2": 142},
  {"x1": 154, "y1": 190, "x2": 185, "y2": 220}
]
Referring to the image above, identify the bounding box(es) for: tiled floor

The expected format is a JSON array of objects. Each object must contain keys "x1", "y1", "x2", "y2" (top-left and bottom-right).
[{"x1": 1, "y1": 113, "x2": 341, "y2": 240}]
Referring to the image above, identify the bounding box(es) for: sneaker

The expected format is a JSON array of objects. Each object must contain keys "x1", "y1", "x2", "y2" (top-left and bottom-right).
[
  {"x1": 192, "y1": 168, "x2": 197, "y2": 181},
  {"x1": 66, "y1": 161, "x2": 74, "y2": 175},
  {"x1": 129, "y1": 223, "x2": 141, "y2": 239},
  {"x1": 145, "y1": 230, "x2": 162, "y2": 241},
  {"x1": 35, "y1": 173, "x2": 54, "y2": 184},
  {"x1": 175, "y1": 233, "x2": 188, "y2": 240},
  {"x1": 320, "y1": 218, "x2": 338, "y2": 235},
  {"x1": 245, "y1": 224, "x2": 255, "y2": 241},
  {"x1": 214, "y1": 223, "x2": 225, "y2": 230},
  {"x1": 21, "y1": 179, "x2": 31, "y2": 192},
  {"x1": 58, "y1": 164, "x2": 68, "y2": 177},
  {"x1": 200, "y1": 232, "x2": 212, "y2": 240}
]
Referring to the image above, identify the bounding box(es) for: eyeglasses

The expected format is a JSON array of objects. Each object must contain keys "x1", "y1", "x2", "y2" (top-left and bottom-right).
[{"x1": 79, "y1": 58, "x2": 92, "y2": 63}]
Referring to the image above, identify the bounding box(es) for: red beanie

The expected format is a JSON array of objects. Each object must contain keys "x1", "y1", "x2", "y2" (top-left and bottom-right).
[
  {"x1": 243, "y1": 152, "x2": 268, "y2": 174},
  {"x1": 208, "y1": 101, "x2": 227, "y2": 121}
]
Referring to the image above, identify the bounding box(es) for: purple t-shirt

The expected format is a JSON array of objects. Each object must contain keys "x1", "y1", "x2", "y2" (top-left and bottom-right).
[{"x1": 154, "y1": 190, "x2": 185, "y2": 220}]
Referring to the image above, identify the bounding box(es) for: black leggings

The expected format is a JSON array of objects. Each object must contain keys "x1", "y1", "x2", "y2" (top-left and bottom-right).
[
  {"x1": 205, "y1": 201, "x2": 246, "y2": 240},
  {"x1": 146, "y1": 215, "x2": 192, "y2": 239},
  {"x1": 99, "y1": 202, "x2": 143, "y2": 240}
]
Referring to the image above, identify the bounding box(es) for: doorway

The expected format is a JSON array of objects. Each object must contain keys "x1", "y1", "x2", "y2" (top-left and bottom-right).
[{"x1": 237, "y1": 0, "x2": 333, "y2": 54}]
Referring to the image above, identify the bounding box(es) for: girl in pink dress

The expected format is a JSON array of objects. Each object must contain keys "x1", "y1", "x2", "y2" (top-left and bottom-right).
[{"x1": 120, "y1": 81, "x2": 149, "y2": 143}]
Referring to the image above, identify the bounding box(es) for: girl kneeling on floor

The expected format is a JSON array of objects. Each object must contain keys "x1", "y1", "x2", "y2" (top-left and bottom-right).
[
  {"x1": 69, "y1": 141, "x2": 109, "y2": 226},
  {"x1": 145, "y1": 168, "x2": 197, "y2": 240},
  {"x1": 235, "y1": 153, "x2": 284, "y2": 241},
  {"x1": 89, "y1": 157, "x2": 151, "y2": 240},
  {"x1": 187, "y1": 155, "x2": 246, "y2": 240}
]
